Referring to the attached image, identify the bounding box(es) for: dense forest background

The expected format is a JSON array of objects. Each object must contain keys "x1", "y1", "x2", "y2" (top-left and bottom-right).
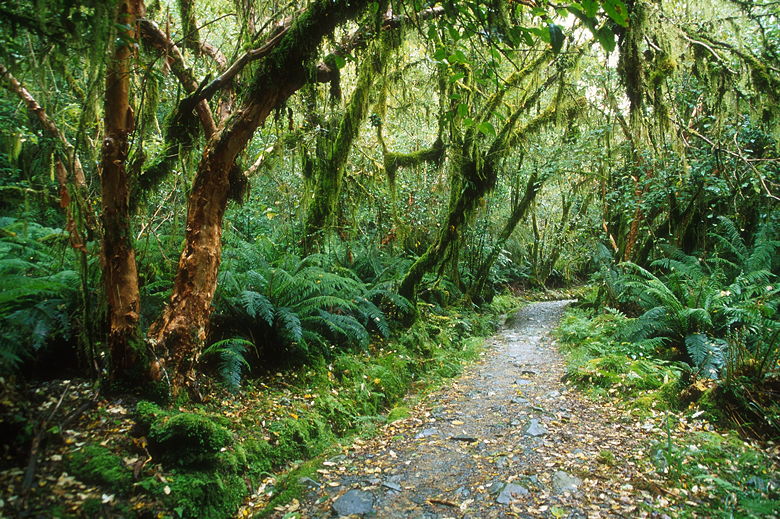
[{"x1": 0, "y1": 0, "x2": 778, "y2": 517}]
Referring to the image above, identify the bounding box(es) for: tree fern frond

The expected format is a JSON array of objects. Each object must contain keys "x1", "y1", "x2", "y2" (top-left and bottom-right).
[
  {"x1": 276, "y1": 306, "x2": 303, "y2": 343},
  {"x1": 202, "y1": 338, "x2": 253, "y2": 392},
  {"x1": 239, "y1": 290, "x2": 275, "y2": 325},
  {"x1": 685, "y1": 333, "x2": 726, "y2": 379}
]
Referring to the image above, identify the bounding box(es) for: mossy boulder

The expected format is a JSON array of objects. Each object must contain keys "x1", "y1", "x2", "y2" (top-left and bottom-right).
[
  {"x1": 148, "y1": 412, "x2": 234, "y2": 469},
  {"x1": 66, "y1": 444, "x2": 132, "y2": 495}
]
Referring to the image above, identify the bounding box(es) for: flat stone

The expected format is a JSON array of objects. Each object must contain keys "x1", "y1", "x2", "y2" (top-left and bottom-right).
[
  {"x1": 510, "y1": 397, "x2": 530, "y2": 405},
  {"x1": 382, "y1": 480, "x2": 402, "y2": 492},
  {"x1": 551, "y1": 470, "x2": 582, "y2": 494},
  {"x1": 496, "y1": 483, "x2": 529, "y2": 504},
  {"x1": 450, "y1": 435, "x2": 479, "y2": 442},
  {"x1": 298, "y1": 476, "x2": 320, "y2": 489},
  {"x1": 415, "y1": 427, "x2": 440, "y2": 439},
  {"x1": 487, "y1": 481, "x2": 505, "y2": 495},
  {"x1": 332, "y1": 489, "x2": 374, "y2": 517},
  {"x1": 514, "y1": 379, "x2": 532, "y2": 385},
  {"x1": 524, "y1": 418, "x2": 547, "y2": 437}
]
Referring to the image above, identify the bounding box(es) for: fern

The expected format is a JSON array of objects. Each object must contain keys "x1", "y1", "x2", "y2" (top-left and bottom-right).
[
  {"x1": 610, "y1": 217, "x2": 778, "y2": 381},
  {"x1": 0, "y1": 219, "x2": 81, "y2": 374},
  {"x1": 239, "y1": 291, "x2": 275, "y2": 325},
  {"x1": 202, "y1": 338, "x2": 253, "y2": 392},
  {"x1": 214, "y1": 242, "x2": 398, "y2": 364},
  {"x1": 685, "y1": 333, "x2": 726, "y2": 379}
]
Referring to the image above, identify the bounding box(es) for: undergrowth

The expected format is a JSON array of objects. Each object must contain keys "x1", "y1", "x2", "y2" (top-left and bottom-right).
[{"x1": 556, "y1": 300, "x2": 779, "y2": 518}]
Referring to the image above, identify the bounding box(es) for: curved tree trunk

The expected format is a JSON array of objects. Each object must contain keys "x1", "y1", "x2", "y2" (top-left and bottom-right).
[
  {"x1": 102, "y1": 0, "x2": 144, "y2": 381},
  {"x1": 466, "y1": 169, "x2": 541, "y2": 301},
  {"x1": 148, "y1": 0, "x2": 372, "y2": 394}
]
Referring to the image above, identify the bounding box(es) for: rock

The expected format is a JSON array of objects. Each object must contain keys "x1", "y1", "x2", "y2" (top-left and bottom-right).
[
  {"x1": 545, "y1": 390, "x2": 561, "y2": 398},
  {"x1": 496, "y1": 483, "x2": 529, "y2": 504},
  {"x1": 510, "y1": 397, "x2": 529, "y2": 405},
  {"x1": 415, "y1": 428, "x2": 440, "y2": 439},
  {"x1": 524, "y1": 418, "x2": 547, "y2": 437},
  {"x1": 298, "y1": 476, "x2": 320, "y2": 489},
  {"x1": 332, "y1": 489, "x2": 374, "y2": 517},
  {"x1": 382, "y1": 480, "x2": 402, "y2": 492},
  {"x1": 487, "y1": 481, "x2": 505, "y2": 495},
  {"x1": 495, "y1": 456, "x2": 508, "y2": 468},
  {"x1": 514, "y1": 379, "x2": 532, "y2": 385},
  {"x1": 450, "y1": 435, "x2": 478, "y2": 442},
  {"x1": 551, "y1": 471, "x2": 582, "y2": 494}
]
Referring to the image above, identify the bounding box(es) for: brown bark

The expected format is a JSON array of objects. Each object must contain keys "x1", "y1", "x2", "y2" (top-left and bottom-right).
[
  {"x1": 148, "y1": 0, "x2": 373, "y2": 394},
  {"x1": 102, "y1": 0, "x2": 143, "y2": 380}
]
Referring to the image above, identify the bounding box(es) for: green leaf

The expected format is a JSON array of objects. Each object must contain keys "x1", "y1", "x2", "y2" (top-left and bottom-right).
[
  {"x1": 333, "y1": 54, "x2": 346, "y2": 69},
  {"x1": 548, "y1": 23, "x2": 565, "y2": 54},
  {"x1": 596, "y1": 26, "x2": 616, "y2": 53},
  {"x1": 449, "y1": 71, "x2": 466, "y2": 84},
  {"x1": 603, "y1": 0, "x2": 629, "y2": 27},
  {"x1": 582, "y1": 0, "x2": 598, "y2": 17},
  {"x1": 457, "y1": 103, "x2": 469, "y2": 118},
  {"x1": 448, "y1": 49, "x2": 468, "y2": 64},
  {"x1": 477, "y1": 121, "x2": 496, "y2": 138}
]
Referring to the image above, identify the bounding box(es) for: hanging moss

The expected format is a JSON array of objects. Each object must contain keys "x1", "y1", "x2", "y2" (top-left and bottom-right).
[
  {"x1": 384, "y1": 137, "x2": 444, "y2": 190},
  {"x1": 617, "y1": 0, "x2": 648, "y2": 122},
  {"x1": 177, "y1": 0, "x2": 200, "y2": 52},
  {"x1": 303, "y1": 20, "x2": 399, "y2": 251}
]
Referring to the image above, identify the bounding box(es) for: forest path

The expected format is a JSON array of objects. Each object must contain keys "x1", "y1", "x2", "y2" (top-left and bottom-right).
[{"x1": 282, "y1": 301, "x2": 658, "y2": 518}]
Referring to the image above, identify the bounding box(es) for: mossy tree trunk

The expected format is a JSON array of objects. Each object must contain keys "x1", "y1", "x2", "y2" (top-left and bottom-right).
[
  {"x1": 148, "y1": 0, "x2": 372, "y2": 394},
  {"x1": 303, "y1": 19, "x2": 397, "y2": 253},
  {"x1": 398, "y1": 88, "x2": 579, "y2": 303},
  {"x1": 102, "y1": 0, "x2": 144, "y2": 382},
  {"x1": 466, "y1": 168, "x2": 542, "y2": 301}
]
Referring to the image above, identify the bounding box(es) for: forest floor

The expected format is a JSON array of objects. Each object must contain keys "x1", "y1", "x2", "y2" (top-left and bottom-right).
[{"x1": 267, "y1": 301, "x2": 778, "y2": 519}]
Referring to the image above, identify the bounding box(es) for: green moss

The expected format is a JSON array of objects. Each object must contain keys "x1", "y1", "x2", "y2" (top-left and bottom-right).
[
  {"x1": 163, "y1": 470, "x2": 246, "y2": 519},
  {"x1": 386, "y1": 406, "x2": 411, "y2": 422},
  {"x1": 135, "y1": 400, "x2": 165, "y2": 431},
  {"x1": 148, "y1": 412, "x2": 233, "y2": 468},
  {"x1": 267, "y1": 413, "x2": 333, "y2": 465},
  {"x1": 66, "y1": 444, "x2": 132, "y2": 495}
]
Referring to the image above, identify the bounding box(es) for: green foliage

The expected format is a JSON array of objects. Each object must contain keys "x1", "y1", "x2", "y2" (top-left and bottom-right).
[
  {"x1": 215, "y1": 238, "x2": 410, "y2": 364},
  {"x1": 66, "y1": 444, "x2": 133, "y2": 495},
  {"x1": 202, "y1": 338, "x2": 254, "y2": 393},
  {"x1": 556, "y1": 308, "x2": 683, "y2": 408},
  {"x1": 0, "y1": 218, "x2": 81, "y2": 373},
  {"x1": 614, "y1": 218, "x2": 779, "y2": 381}
]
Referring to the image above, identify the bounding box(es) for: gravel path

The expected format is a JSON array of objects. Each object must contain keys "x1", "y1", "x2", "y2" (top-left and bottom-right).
[{"x1": 282, "y1": 301, "x2": 663, "y2": 518}]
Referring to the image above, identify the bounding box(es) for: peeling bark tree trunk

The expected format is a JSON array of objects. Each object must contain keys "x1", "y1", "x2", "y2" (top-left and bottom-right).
[
  {"x1": 102, "y1": 0, "x2": 144, "y2": 380},
  {"x1": 148, "y1": 0, "x2": 372, "y2": 394}
]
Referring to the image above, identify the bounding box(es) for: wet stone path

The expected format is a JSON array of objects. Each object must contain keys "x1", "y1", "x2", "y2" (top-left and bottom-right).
[{"x1": 282, "y1": 301, "x2": 663, "y2": 518}]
